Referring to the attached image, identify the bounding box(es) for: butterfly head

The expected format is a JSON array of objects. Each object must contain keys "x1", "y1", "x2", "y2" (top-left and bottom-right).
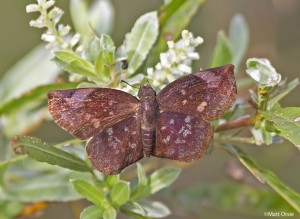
[{"x1": 138, "y1": 84, "x2": 156, "y2": 99}]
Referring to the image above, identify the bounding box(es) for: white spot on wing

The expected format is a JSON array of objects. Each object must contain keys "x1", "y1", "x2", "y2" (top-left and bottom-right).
[
  {"x1": 169, "y1": 119, "x2": 175, "y2": 125},
  {"x1": 197, "y1": 102, "x2": 208, "y2": 112},
  {"x1": 162, "y1": 135, "x2": 171, "y2": 144},
  {"x1": 106, "y1": 128, "x2": 113, "y2": 135},
  {"x1": 185, "y1": 116, "x2": 191, "y2": 123},
  {"x1": 180, "y1": 90, "x2": 187, "y2": 95}
]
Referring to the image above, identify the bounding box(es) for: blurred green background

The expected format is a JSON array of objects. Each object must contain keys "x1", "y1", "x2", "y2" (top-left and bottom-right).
[{"x1": 1, "y1": 0, "x2": 300, "y2": 218}]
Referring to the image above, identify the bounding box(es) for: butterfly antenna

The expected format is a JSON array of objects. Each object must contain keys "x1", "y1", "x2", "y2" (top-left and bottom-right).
[{"x1": 121, "y1": 80, "x2": 138, "y2": 89}]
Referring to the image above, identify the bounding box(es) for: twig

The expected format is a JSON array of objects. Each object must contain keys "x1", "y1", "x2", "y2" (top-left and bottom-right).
[{"x1": 215, "y1": 115, "x2": 254, "y2": 132}]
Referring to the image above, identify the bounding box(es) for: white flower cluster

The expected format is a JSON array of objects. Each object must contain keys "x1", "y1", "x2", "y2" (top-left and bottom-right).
[
  {"x1": 26, "y1": 0, "x2": 81, "y2": 52},
  {"x1": 147, "y1": 30, "x2": 203, "y2": 89}
]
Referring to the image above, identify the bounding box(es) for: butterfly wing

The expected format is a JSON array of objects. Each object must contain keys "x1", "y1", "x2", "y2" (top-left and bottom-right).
[
  {"x1": 153, "y1": 65, "x2": 236, "y2": 160},
  {"x1": 48, "y1": 88, "x2": 139, "y2": 139},
  {"x1": 157, "y1": 64, "x2": 237, "y2": 121},
  {"x1": 86, "y1": 116, "x2": 143, "y2": 175},
  {"x1": 153, "y1": 112, "x2": 213, "y2": 161}
]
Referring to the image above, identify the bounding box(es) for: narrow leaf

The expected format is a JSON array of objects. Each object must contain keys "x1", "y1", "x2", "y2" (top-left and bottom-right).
[
  {"x1": 126, "y1": 11, "x2": 159, "y2": 74},
  {"x1": 139, "y1": 200, "x2": 171, "y2": 218},
  {"x1": 209, "y1": 31, "x2": 232, "y2": 68},
  {"x1": 150, "y1": 167, "x2": 180, "y2": 194},
  {"x1": 0, "y1": 45, "x2": 60, "y2": 104},
  {"x1": 228, "y1": 14, "x2": 249, "y2": 71},
  {"x1": 54, "y1": 51, "x2": 96, "y2": 78},
  {"x1": 110, "y1": 181, "x2": 130, "y2": 207},
  {"x1": 122, "y1": 201, "x2": 147, "y2": 217},
  {"x1": 103, "y1": 207, "x2": 116, "y2": 219},
  {"x1": 0, "y1": 83, "x2": 78, "y2": 116},
  {"x1": 70, "y1": 0, "x2": 89, "y2": 41},
  {"x1": 137, "y1": 163, "x2": 147, "y2": 186},
  {"x1": 2, "y1": 165, "x2": 89, "y2": 202},
  {"x1": 88, "y1": 0, "x2": 115, "y2": 35},
  {"x1": 10, "y1": 136, "x2": 91, "y2": 172},
  {"x1": 106, "y1": 175, "x2": 119, "y2": 188},
  {"x1": 224, "y1": 144, "x2": 300, "y2": 213},
  {"x1": 80, "y1": 205, "x2": 104, "y2": 219},
  {"x1": 259, "y1": 106, "x2": 300, "y2": 147},
  {"x1": 269, "y1": 78, "x2": 299, "y2": 107},
  {"x1": 72, "y1": 179, "x2": 108, "y2": 208}
]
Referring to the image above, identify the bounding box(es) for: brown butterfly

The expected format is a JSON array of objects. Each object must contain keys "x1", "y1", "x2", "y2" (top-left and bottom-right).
[{"x1": 48, "y1": 65, "x2": 237, "y2": 175}]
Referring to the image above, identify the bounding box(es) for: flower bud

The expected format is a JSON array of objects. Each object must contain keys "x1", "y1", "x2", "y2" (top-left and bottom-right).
[{"x1": 246, "y1": 58, "x2": 281, "y2": 87}]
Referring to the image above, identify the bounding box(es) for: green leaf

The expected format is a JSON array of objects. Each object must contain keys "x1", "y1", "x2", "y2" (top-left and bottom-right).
[
  {"x1": 268, "y1": 78, "x2": 299, "y2": 107},
  {"x1": 72, "y1": 179, "x2": 109, "y2": 208},
  {"x1": 130, "y1": 163, "x2": 151, "y2": 201},
  {"x1": 1, "y1": 162, "x2": 89, "y2": 202},
  {"x1": 70, "y1": 0, "x2": 89, "y2": 42},
  {"x1": 0, "y1": 44, "x2": 60, "y2": 105},
  {"x1": 209, "y1": 31, "x2": 232, "y2": 68},
  {"x1": 224, "y1": 144, "x2": 300, "y2": 213},
  {"x1": 139, "y1": 200, "x2": 171, "y2": 218},
  {"x1": 110, "y1": 181, "x2": 130, "y2": 207},
  {"x1": 94, "y1": 35, "x2": 115, "y2": 79},
  {"x1": 259, "y1": 106, "x2": 300, "y2": 147},
  {"x1": 0, "y1": 201, "x2": 23, "y2": 219},
  {"x1": 87, "y1": 37, "x2": 101, "y2": 64},
  {"x1": 122, "y1": 201, "x2": 147, "y2": 218},
  {"x1": 0, "y1": 83, "x2": 78, "y2": 116},
  {"x1": 126, "y1": 11, "x2": 159, "y2": 74},
  {"x1": 228, "y1": 14, "x2": 249, "y2": 71},
  {"x1": 137, "y1": 163, "x2": 147, "y2": 186},
  {"x1": 53, "y1": 51, "x2": 96, "y2": 79},
  {"x1": 80, "y1": 205, "x2": 104, "y2": 219},
  {"x1": 150, "y1": 167, "x2": 180, "y2": 194},
  {"x1": 10, "y1": 136, "x2": 91, "y2": 172},
  {"x1": 106, "y1": 175, "x2": 119, "y2": 188},
  {"x1": 146, "y1": 0, "x2": 205, "y2": 67},
  {"x1": 103, "y1": 207, "x2": 117, "y2": 219},
  {"x1": 88, "y1": 0, "x2": 115, "y2": 36}
]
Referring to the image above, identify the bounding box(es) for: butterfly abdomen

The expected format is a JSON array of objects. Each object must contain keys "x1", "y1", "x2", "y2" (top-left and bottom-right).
[{"x1": 138, "y1": 85, "x2": 158, "y2": 157}]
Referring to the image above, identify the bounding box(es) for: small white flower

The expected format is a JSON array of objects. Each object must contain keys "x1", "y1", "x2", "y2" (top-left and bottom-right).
[
  {"x1": 246, "y1": 58, "x2": 281, "y2": 87},
  {"x1": 29, "y1": 17, "x2": 46, "y2": 28},
  {"x1": 178, "y1": 64, "x2": 191, "y2": 74},
  {"x1": 70, "y1": 33, "x2": 81, "y2": 47},
  {"x1": 41, "y1": 33, "x2": 55, "y2": 42},
  {"x1": 45, "y1": 41, "x2": 58, "y2": 50},
  {"x1": 147, "y1": 30, "x2": 203, "y2": 89},
  {"x1": 26, "y1": 4, "x2": 40, "y2": 13},
  {"x1": 48, "y1": 7, "x2": 64, "y2": 24},
  {"x1": 37, "y1": 0, "x2": 47, "y2": 5},
  {"x1": 44, "y1": 0, "x2": 56, "y2": 9},
  {"x1": 58, "y1": 24, "x2": 71, "y2": 36}
]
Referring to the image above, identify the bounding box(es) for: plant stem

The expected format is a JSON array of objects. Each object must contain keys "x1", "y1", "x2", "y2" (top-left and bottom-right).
[
  {"x1": 215, "y1": 115, "x2": 254, "y2": 132},
  {"x1": 214, "y1": 135, "x2": 256, "y2": 144}
]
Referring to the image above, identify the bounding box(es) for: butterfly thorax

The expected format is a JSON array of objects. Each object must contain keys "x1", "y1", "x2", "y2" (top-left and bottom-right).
[{"x1": 138, "y1": 85, "x2": 158, "y2": 157}]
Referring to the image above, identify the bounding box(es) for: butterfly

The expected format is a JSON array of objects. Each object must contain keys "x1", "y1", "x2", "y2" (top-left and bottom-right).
[{"x1": 47, "y1": 64, "x2": 237, "y2": 175}]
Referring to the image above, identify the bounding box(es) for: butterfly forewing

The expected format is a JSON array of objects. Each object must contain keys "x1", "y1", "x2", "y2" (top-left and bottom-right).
[
  {"x1": 157, "y1": 65, "x2": 236, "y2": 121},
  {"x1": 86, "y1": 116, "x2": 143, "y2": 175},
  {"x1": 48, "y1": 88, "x2": 139, "y2": 139},
  {"x1": 153, "y1": 111, "x2": 213, "y2": 161}
]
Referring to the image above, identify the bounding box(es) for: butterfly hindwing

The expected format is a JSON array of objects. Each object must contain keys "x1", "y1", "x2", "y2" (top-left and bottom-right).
[
  {"x1": 86, "y1": 116, "x2": 143, "y2": 175},
  {"x1": 153, "y1": 111, "x2": 213, "y2": 161},
  {"x1": 157, "y1": 65, "x2": 236, "y2": 121},
  {"x1": 48, "y1": 88, "x2": 139, "y2": 139}
]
